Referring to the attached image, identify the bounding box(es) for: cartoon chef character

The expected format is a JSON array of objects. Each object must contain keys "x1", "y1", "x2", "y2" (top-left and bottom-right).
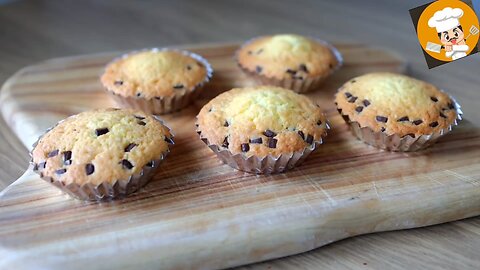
[{"x1": 428, "y1": 7, "x2": 469, "y2": 60}]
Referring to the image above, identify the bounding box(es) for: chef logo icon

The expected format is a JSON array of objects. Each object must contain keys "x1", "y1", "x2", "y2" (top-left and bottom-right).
[{"x1": 410, "y1": 0, "x2": 480, "y2": 68}]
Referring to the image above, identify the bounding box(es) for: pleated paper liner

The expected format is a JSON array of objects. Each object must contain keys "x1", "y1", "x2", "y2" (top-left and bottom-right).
[
  {"x1": 30, "y1": 114, "x2": 174, "y2": 201},
  {"x1": 104, "y1": 48, "x2": 213, "y2": 115},
  {"x1": 235, "y1": 37, "x2": 343, "y2": 93},
  {"x1": 337, "y1": 98, "x2": 463, "y2": 152},
  {"x1": 196, "y1": 123, "x2": 330, "y2": 174}
]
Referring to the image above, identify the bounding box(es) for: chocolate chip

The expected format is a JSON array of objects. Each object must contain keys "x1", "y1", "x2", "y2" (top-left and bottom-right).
[
  {"x1": 348, "y1": 96, "x2": 358, "y2": 103},
  {"x1": 345, "y1": 92, "x2": 352, "y2": 98},
  {"x1": 440, "y1": 112, "x2": 447, "y2": 118},
  {"x1": 55, "y1": 168, "x2": 67, "y2": 175},
  {"x1": 137, "y1": 121, "x2": 146, "y2": 126},
  {"x1": 355, "y1": 106, "x2": 363, "y2": 113},
  {"x1": 95, "y1": 128, "x2": 109, "y2": 136},
  {"x1": 241, "y1": 143, "x2": 250, "y2": 152},
  {"x1": 224, "y1": 121, "x2": 229, "y2": 127},
  {"x1": 299, "y1": 64, "x2": 309, "y2": 73},
  {"x1": 208, "y1": 108, "x2": 213, "y2": 112},
  {"x1": 62, "y1": 151, "x2": 72, "y2": 161},
  {"x1": 263, "y1": 129, "x2": 276, "y2": 137},
  {"x1": 268, "y1": 138, "x2": 278, "y2": 148},
  {"x1": 298, "y1": 130, "x2": 305, "y2": 140},
  {"x1": 329, "y1": 63, "x2": 334, "y2": 69},
  {"x1": 222, "y1": 137, "x2": 229, "y2": 148},
  {"x1": 38, "y1": 161, "x2": 47, "y2": 169},
  {"x1": 413, "y1": 119, "x2": 423, "y2": 125},
  {"x1": 146, "y1": 161, "x2": 154, "y2": 167},
  {"x1": 362, "y1": 100, "x2": 371, "y2": 107},
  {"x1": 64, "y1": 160, "x2": 72, "y2": 166},
  {"x1": 317, "y1": 120, "x2": 322, "y2": 126},
  {"x1": 376, "y1": 116, "x2": 388, "y2": 123},
  {"x1": 406, "y1": 133, "x2": 415, "y2": 138},
  {"x1": 448, "y1": 102, "x2": 455, "y2": 109},
  {"x1": 429, "y1": 121, "x2": 439, "y2": 127},
  {"x1": 255, "y1": 66, "x2": 262, "y2": 73},
  {"x1": 48, "y1": 149, "x2": 59, "y2": 157},
  {"x1": 124, "y1": 143, "x2": 137, "y2": 152},
  {"x1": 293, "y1": 76, "x2": 304, "y2": 80},
  {"x1": 351, "y1": 80, "x2": 356, "y2": 83},
  {"x1": 33, "y1": 163, "x2": 39, "y2": 171},
  {"x1": 155, "y1": 97, "x2": 161, "y2": 100},
  {"x1": 381, "y1": 127, "x2": 386, "y2": 132},
  {"x1": 164, "y1": 136, "x2": 174, "y2": 144},
  {"x1": 114, "y1": 80, "x2": 123, "y2": 85},
  {"x1": 430, "y1": 97, "x2": 438, "y2": 102},
  {"x1": 121, "y1": 159, "x2": 134, "y2": 170},
  {"x1": 135, "y1": 115, "x2": 145, "y2": 120},
  {"x1": 173, "y1": 84, "x2": 184, "y2": 89},
  {"x1": 136, "y1": 93, "x2": 141, "y2": 97},
  {"x1": 397, "y1": 116, "x2": 409, "y2": 122},
  {"x1": 249, "y1": 138, "x2": 262, "y2": 144},
  {"x1": 85, "y1": 163, "x2": 95, "y2": 175},
  {"x1": 286, "y1": 69, "x2": 297, "y2": 75},
  {"x1": 306, "y1": 134, "x2": 314, "y2": 144},
  {"x1": 187, "y1": 65, "x2": 192, "y2": 70}
]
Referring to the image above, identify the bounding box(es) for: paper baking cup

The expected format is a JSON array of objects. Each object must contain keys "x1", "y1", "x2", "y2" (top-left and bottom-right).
[
  {"x1": 337, "y1": 98, "x2": 463, "y2": 152},
  {"x1": 235, "y1": 37, "x2": 343, "y2": 93},
  {"x1": 30, "y1": 115, "x2": 173, "y2": 201},
  {"x1": 104, "y1": 48, "x2": 213, "y2": 115},
  {"x1": 196, "y1": 124, "x2": 329, "y2": 174}
]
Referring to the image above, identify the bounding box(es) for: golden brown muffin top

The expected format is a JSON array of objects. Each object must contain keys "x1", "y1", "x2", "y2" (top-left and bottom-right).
[
  {"x1": 197, "y1": 86, "x2": 328, "y2": 157},
  {"x1": 101, "y1": 49, "x2": 211, "y2": 99},
  {"x1": 335, "y1": 72, "x2": 459, "y2": 137},
  {"x1": 31, "y1": 108, "x2": 173, "y2": 186},
  {"x1": 236, "y1": 34, "x2": 340, "y2": 80}
]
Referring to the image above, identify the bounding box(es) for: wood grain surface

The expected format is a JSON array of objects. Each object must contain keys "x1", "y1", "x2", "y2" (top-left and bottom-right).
[
  {"x1": 1, "y1": 1, "x2": 480, "y2": 269},
  {"x1": 1, "y1": 42, "x2": 480, "y2": 270}
]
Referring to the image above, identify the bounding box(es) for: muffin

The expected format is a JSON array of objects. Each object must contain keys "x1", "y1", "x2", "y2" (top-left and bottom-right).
[
  {"x1": 30, "y1": 108, "x2": 174, "y2": 200},
  {"x1": 335, "y1": 72, "x2": 462, "y2": 151},
  {"x1": 235, "y1": 34, "x2": 342, "y2": 93},
  {"x1": 101, "y1": 48, "x2": 213, "y2": 114},
  {"x1": 196, "y1": 86, "x2": 329, "y2": 174}
]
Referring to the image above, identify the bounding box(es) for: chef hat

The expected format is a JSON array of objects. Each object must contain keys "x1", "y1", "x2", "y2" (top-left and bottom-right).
[{"x1": 428, "y1": 7, "x2": 464, "y2": 33}]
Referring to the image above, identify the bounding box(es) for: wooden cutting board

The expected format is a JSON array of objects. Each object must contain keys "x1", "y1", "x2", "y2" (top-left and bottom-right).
[{"x1": 1, "y1": 42, "x2": 480, "y2": 270}]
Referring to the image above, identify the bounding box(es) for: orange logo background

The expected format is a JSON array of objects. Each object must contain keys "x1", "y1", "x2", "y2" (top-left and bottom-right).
[{"x1": 417, "y1": 0, "x2": 479, "y2": 62}]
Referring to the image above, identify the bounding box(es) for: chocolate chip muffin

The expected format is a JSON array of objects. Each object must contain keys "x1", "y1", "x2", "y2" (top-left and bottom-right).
[
  {"x1": 236, "y1": 34, "x2": 342, "y2": 93},
  {"x1": 31, "y1": 108, "x2": 174, "y2": 200},
  {"x1": 335, "y1": 72, "x2": 462, "y2": 151},
  {"x1": 101, "y1": 48, "x2": 213, "y2": 114},
  {"x1": 196, "y1": 86, "x2": 329, "y2": 173}
]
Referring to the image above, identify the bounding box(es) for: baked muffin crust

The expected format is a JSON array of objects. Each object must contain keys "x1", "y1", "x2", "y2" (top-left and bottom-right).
[
  {"x1": 197, "y1": 86, "x2": 328, "y2": 157},
  {"x1": 335, "y1": 72, "x2": 458, "y2": 137},
  {"x1": 31, "y1": 108, "x2": 173, "y2": 186},
  {"x1": 101, "y1": 50, "x2": 208, "y2": 99},
  {"x1": 236, "y1": 34, "x2": 339, "y2": 80}
]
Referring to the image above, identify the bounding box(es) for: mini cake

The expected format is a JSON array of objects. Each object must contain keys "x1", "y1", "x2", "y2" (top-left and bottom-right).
[
  {"x1": 335, "y1": 72, "x2": 462, "y2": 151},
  {"x1": 196, "y1": 86, "x2": 329, "y2": 174},
  {"x1": 236, "y1": 34, "x2": 342, "y2": 93},
  {"x1": 31, "y1": 108, "x2": 174, "y2": 200},
  {"x1": 101, "y1": 48, "x2": 213, "y2": 114}
]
